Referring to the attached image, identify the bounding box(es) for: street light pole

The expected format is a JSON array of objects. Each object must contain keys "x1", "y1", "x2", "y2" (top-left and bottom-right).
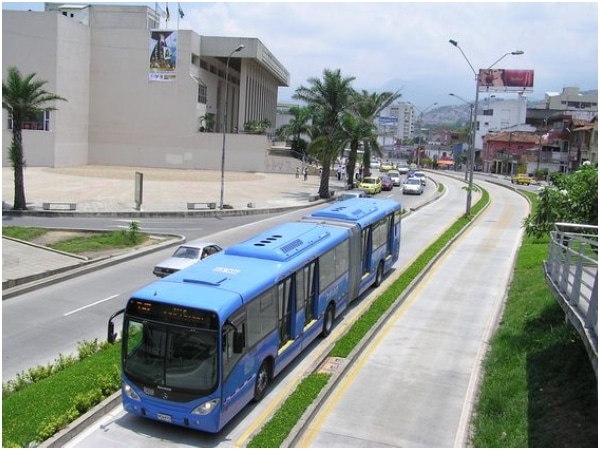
[
  {"x1": 412, "y1": 102, "x2": 437, "y2": 167},
  {"x1": 449, "y1": 93, "x2": 473, "y2": 178},
  {"x1": 449, "y1": 39, "x2": 524, "y2": 216},
  {"x1": 220, "y1": 44, "x2": 244, "y2": 210}
]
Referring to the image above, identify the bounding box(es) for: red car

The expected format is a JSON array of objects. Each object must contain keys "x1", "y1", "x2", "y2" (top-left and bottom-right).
[{"x1": 380, "y1": 174, "x2": 394, "y2": 191}]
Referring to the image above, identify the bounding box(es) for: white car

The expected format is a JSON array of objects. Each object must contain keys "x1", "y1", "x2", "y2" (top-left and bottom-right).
[
  {"x1": 402, "y1": 178, "x2": 424, "y2": 195},
  {"x1": 153, "y1": 241, "x2": 223, "y2": 277},
  {"x1": 337, "y1": 189, "x2": 369, "y2": 201},
  {"x1": 413, "y1": 171, "x2": 427, "y2": 186},
  {"x1": 386, "y1": 170, "x2": 401, "y2": 186}
]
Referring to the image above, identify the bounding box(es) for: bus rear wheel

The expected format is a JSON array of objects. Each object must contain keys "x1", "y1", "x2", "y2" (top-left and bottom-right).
[
  {"x1": 321, "y1": 304, "x2": 335, "y2": 337},
  {"x1": 374, "y1": 262, "x2": 384, "y2": 287},
  {"x1": 253, "y1": 361, "x2": 270, "y2": 402}
]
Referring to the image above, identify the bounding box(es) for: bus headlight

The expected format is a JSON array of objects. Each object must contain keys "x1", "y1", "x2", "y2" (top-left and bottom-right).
[
  {"x1": 123, "y1": 382, "x2": 141, "y2": 401},
  {"x1": 191, "y1": 399, "x2": 219, "y2": 415}
]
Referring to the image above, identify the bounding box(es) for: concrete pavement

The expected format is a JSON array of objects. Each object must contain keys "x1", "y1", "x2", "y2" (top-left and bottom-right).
[{"x1": 2, "y1": 166, "x2": 346, "y2": 296}]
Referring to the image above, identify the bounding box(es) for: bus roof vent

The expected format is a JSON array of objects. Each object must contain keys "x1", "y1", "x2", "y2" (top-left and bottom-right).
[
  {"x1": 183, "y1": 272, "x2": 228, "y2": 286},
  {"x1": 309, "y1": 203, "x2": 376, "y2": 221}
]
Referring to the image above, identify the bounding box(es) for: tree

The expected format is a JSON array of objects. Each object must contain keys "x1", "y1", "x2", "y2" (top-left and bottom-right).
[
  {"x1": 293, "y1": 68, "x2": 356, "y2": 198},
  {"x1": 523, "y1": 163, "x2": 598, "y2": 237},
  {"x1": 2, "y1": 67, "x2": 66, "y2": 210},
  {"x1": 275, "y1": 105, "x2": 312, "y2": 156},
  {"x1": 351, "y1": 89, "x2": 401, "y2": 178}
]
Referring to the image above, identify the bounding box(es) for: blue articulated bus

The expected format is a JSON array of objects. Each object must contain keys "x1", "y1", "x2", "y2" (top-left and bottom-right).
[
  {"x1": 301, "y1": 197, "x2": 402, "y2": 296},
  {"x1": 107, "y1": 198, "x2": 401, "y2": 433}
]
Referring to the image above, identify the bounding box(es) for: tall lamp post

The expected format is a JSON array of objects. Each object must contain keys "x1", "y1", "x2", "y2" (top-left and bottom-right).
[
  {"x1": 220, "y1": 44, "x2": 245, "y2": 210},
  {"x1": 449, "y1": 93, "x2": 473, "y2": 179},
  {"x1": 412, "y1": 102, "x2": 437, "y2": 166},
  {"x1": 449, "y1": 39, "x2": 523, "y2": 216}
]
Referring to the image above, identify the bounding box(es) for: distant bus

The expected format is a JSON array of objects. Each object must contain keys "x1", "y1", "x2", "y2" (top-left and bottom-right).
[{"x1": 107, "y1": 198, "x2": 401, "y2": 433}]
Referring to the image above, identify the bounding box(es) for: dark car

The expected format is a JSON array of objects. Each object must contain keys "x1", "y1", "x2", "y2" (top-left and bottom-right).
[{"x1": 380, "y1": 174, "x2": 393, "y2": 191}]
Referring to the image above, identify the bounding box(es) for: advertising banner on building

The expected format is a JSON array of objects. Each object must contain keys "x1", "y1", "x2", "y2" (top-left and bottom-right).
[
  {"x1": 149, "y1": 30, "x2": 177, "y2": 81},
  {"x1": 477, "y1": 69, "x2": 534, "y2": 93}
]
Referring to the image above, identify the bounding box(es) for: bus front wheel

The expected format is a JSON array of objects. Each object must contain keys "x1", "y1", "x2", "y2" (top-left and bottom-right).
[
  {"x1": 254, "y1": 361, "x2": 270, "y2": 402},
  {"x1": 374, "y1": 262, "x2": 384, "y2": 287},
  {"x1": 321, "y1": 304, "x2": 335, "y2": 337}
]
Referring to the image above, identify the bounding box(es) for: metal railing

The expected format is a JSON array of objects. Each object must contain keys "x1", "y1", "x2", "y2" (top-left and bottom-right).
[{"x1": 544, "y1": 222, "x2": 598, "y2": 377}]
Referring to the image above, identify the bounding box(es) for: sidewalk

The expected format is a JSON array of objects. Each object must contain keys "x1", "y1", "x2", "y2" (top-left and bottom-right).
[
  {"x1": 2, "y1": 166, "x2": 347, "y2": 296},
  {"x1": 2, "y1": 166, "x2": 340, "y2": 214}
]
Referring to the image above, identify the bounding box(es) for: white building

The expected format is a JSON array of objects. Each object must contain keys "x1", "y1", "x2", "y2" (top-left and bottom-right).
[
  {"x1": 476, "y1": 94, "x2": 533, "y2": 149},
  {"x1": 2, "y1": 3, "x2": 290, "y2": 171},
  {"x1": 377, "y1": 102, "x2": 415, "y2": 146}
]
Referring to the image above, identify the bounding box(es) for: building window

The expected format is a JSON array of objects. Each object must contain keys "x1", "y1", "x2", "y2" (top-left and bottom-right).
[
  {"x1": 197, "y1": 84, "x2": 207, "y2": 104},
  {"x1": 8, "y1": 111, "x2": 50, "y2": 131},
  {"x1": 191, "y1": 53, "x2": 200, "y2": 67}
]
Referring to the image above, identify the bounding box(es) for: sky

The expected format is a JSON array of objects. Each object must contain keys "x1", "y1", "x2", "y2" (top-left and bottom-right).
[{"x1": 2, "y1": 1, "x2": 598, "y2": 109}]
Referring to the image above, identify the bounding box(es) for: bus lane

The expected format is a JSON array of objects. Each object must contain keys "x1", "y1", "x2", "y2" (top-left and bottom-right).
[
  {"x1": 61, "y1": 173, "x2": 470, "y2": 448},
  {"x1": 291, "y1": 181, "x2": 529, "y2": 448}
]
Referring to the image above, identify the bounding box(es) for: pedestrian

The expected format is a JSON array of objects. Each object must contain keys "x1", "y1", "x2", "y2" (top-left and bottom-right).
[
  {"x1": 296, "y1": 167, "x2": 299, "y2": 179},
  {"x1": 303, "y1": 166, "x2": 308, "y2": 181}
]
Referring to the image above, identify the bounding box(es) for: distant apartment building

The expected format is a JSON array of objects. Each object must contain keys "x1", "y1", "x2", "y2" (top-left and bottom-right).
[
  {"x1": 377, "y1": 102, "x2": 414, "y2": 146},
  {"x1": 2, "y1": 3, "x2": 290, "y2": 171}
]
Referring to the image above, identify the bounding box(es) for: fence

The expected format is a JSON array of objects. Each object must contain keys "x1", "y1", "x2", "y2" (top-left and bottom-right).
[{"x1": 544, "y1": 222, "x2": 598, "y2": 377}]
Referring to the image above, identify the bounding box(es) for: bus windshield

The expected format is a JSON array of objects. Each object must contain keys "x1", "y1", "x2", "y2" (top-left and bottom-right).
[{"x1": 124, "y1": 319, "x2": 218, "y2": 393}]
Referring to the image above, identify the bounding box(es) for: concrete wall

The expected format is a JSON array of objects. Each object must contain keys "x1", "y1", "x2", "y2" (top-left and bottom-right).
[{"x1": 90, "y1": 132, "x2": 270, "y2": 172}]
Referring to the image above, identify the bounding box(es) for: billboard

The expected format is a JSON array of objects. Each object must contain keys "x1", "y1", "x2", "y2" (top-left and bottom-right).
[
  {"x1": 477, "y1": 69, "x2": 534, "y2": 93},
  {"x1": 378, "y1": 116, "x2": 398, "y2": 124},
  {"x1": 149, "y1": 30, "x2": 177, "y2": 81}
]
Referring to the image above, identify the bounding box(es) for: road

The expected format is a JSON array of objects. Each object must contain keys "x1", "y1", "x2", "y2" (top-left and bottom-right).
[
  {"x1": 4, "y1": 172, "x2": 530, "y2": 448},
  {"x1": 291, "y1": 180, "x2": 529, "y2": 447},
  {"x1": 2, "y1": 173, "x2": 434, "y2": 383},
  {"x1": 55, "y1": 173, "x2": 496, "y2": 448}
]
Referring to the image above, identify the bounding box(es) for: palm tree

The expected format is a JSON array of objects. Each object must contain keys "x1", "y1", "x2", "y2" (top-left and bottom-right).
[
  {"x1": 293, "y1": 68, "x2": 356, "y2": 198},
  {"x1": 275, "y1": 105, "x2": 312, "y2": 158},
  {"x1": 337, "y1": 110, "x2": 374, "y2": 188},
  {"x1": 2, "y1": 66, "x2": 66, "y2": 210},
  {"x1": 352, "y1": 89, "x2": 402, "y2": 176}
]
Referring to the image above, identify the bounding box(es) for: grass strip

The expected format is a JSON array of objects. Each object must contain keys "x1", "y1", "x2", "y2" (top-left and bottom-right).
[
  {"x1": 2, "y1": 226, "x2": 46, "y2": 241},
  {"x1": 2, "y1": 344, "x2": 121, "y2": 448},
  {"x1": 247, "y1": 374, "x2": 331, "y2": 448}
]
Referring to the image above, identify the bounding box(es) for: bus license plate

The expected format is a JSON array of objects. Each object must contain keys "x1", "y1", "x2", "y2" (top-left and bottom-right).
[{"x1": 157, "y1": 413, "x2": 172, "y2": 423}]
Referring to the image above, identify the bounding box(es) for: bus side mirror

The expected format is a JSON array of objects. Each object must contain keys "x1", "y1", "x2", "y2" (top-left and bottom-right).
[
  {"x1": 107, "y1": 308, "x2": 125, "y2": 344},
  {"x1": 233, "y1": 331, "x2": 244, "y2": 354},
  {"x1": 108, "y1": 322, "x2": 117, "y2": 344}
]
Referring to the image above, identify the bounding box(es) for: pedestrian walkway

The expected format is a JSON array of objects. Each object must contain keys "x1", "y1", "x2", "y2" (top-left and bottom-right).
[{"x1": 2, "y1": 166, "x2": 342, "y2": 213}]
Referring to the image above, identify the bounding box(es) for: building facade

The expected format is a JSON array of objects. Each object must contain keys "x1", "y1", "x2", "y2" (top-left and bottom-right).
[{"x1": 2, "y1": 4, "x2": 290, "y2": 171}]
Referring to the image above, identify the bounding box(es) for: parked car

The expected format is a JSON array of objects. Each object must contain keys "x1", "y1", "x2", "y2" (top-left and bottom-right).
[
  {"x1": 402, "y1": 177, "x2": 424, "y2": 195},
  {"x1": 386, "y1": 170, "x2": 401, "y2": 186},
  {"x1": 359, "y1": 176, "x2": 382, "y2": 195},
  {"x1": 337, "y1": 189, "x2": 370, "y2": 201},
  {"x1": 380, "y1": 174, "x2": 394, "y2": 191},
  {"x1": 153, "y1": 242, "x2": 223, "y2": 277},
  {"x1": 511, "y1": 173, "x2": 532, "y2": 185},
  {"x1": 413, "y1": 170, "x2": 427, "y2": 186}
]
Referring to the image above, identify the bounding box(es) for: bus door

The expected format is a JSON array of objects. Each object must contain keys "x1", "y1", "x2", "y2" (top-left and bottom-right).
[
  {"x1": 361, "y1": 227, "x2": 372, "y2": 278},
  {"x1": 275, "y1": 276, "x2": 302, "y2": 371},
  {"x1": 296, "y1": 261, "x2": 319, "y2": 346}
]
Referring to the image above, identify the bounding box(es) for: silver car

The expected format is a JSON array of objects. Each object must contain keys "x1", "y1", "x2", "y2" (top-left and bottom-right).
[
  {"x1": 402, "y1": 178, "x2": 424, "y2": 195},
  {"x1": 153, "y1": 242, "x2": 223, "y2": 277},
  {"x1": 337, "y1": 189, "x2": 369, "y2": 201}
]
